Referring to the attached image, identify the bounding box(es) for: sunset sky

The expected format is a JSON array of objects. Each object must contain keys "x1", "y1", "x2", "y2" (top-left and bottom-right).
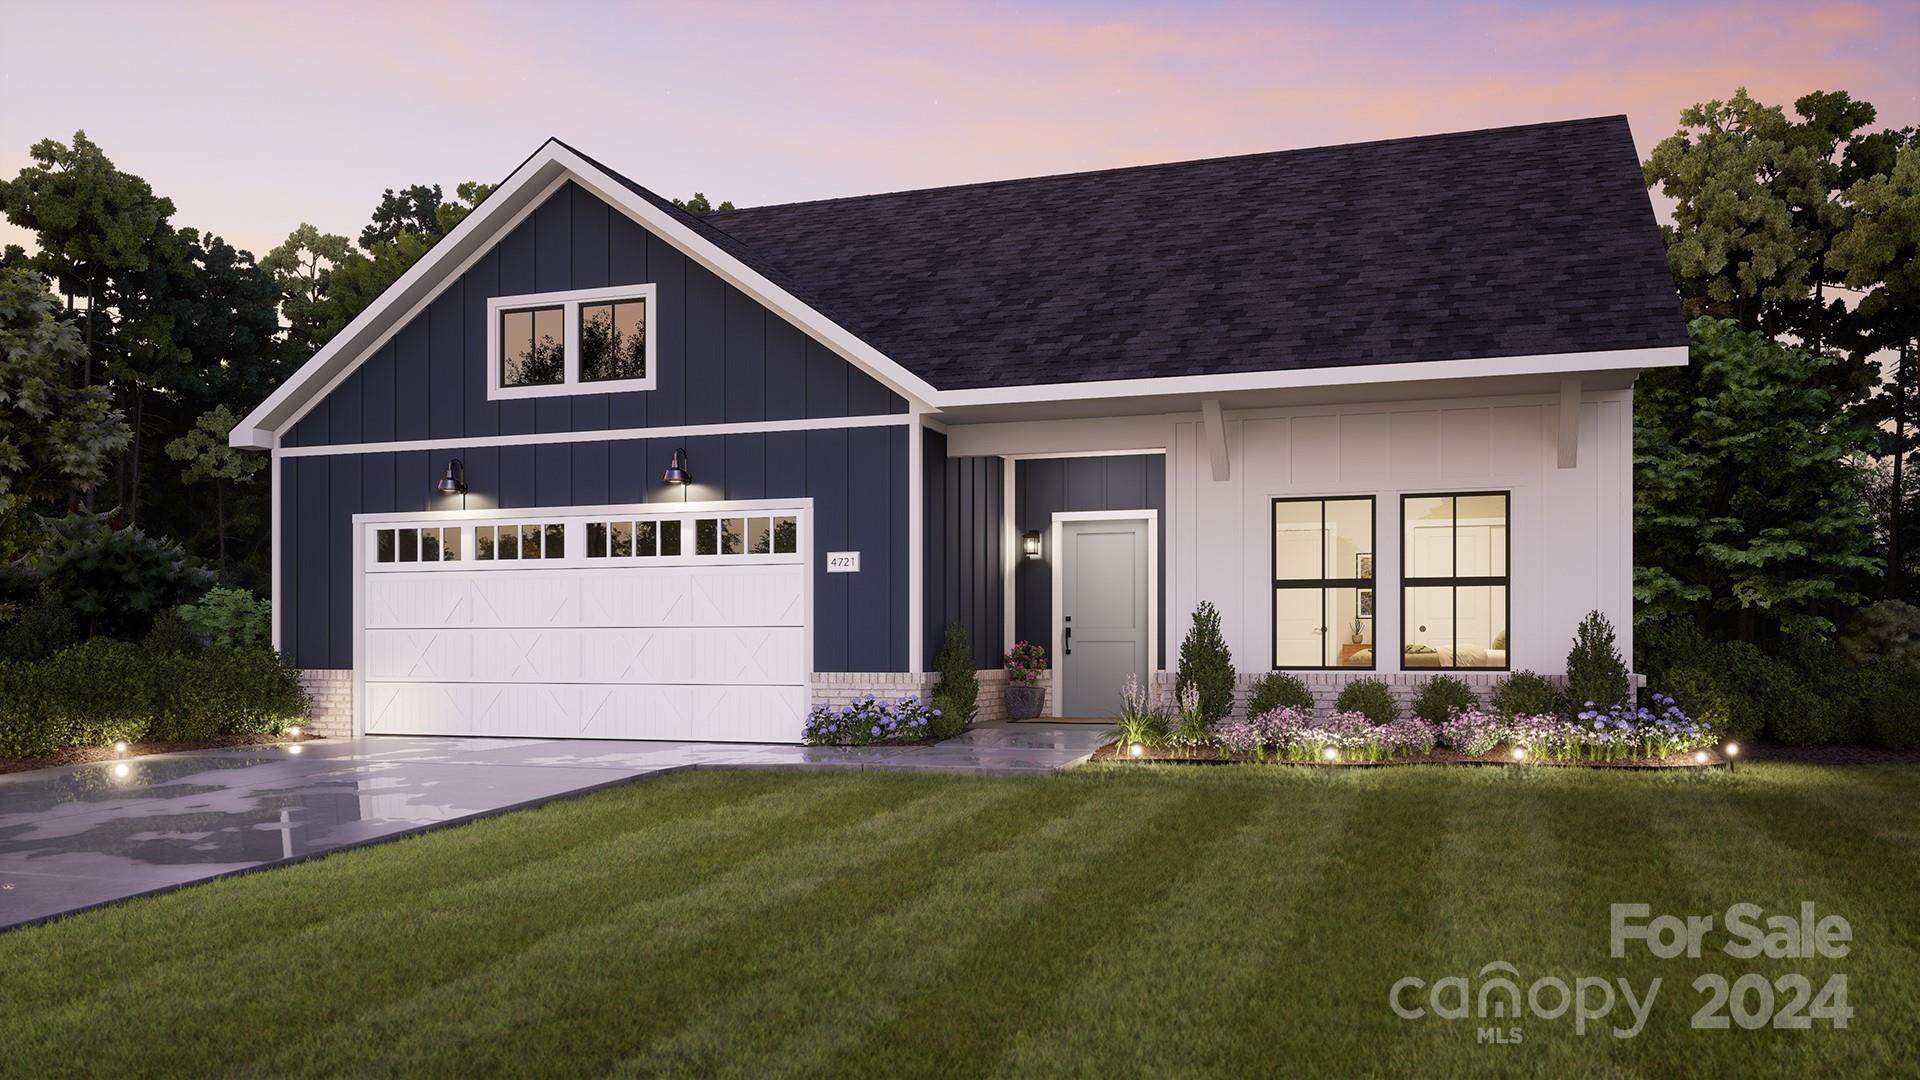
[{"x1": 2, "y1": 0, "x2": 1917, "y2": 259}]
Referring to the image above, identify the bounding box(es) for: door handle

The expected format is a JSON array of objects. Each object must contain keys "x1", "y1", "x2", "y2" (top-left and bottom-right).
[{"x1": 1065, "y1": 626, "x2": 1072, "y2": 656}]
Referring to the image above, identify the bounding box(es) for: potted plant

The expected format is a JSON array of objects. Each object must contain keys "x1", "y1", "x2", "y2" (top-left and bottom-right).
[{"x1": 1003, "y1": 640, "x2": 1048, "y2": 719}]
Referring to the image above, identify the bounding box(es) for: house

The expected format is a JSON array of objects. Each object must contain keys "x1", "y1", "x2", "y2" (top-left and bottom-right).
[{"x1": 231, "y1": 115, "x2": 1686, "y2": 741}]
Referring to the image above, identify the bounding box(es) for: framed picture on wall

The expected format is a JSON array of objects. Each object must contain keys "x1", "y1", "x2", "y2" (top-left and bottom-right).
[
  {"x1": 1358, "y1": 589, "x2": 1374, "y2": 617},
  {"x1": 1356, "y1": 553, "x2": 1373, "y2": 579}
]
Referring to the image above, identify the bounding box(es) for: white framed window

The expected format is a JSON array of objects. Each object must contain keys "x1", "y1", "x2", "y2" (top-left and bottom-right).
[{"x1": 486, "y1": 284, "x2": 657, "y2": 400}]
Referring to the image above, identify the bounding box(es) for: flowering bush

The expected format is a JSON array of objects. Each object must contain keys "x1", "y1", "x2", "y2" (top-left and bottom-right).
[
  {"x1": 1169, "y1": 682, "x2": 1209, "y2": 749},
  {"x1": 1004, "y1": 640, "x2": 1047, "y2": 686},
  {"x1": 802, "y1": 694, "x2": 941, "y2": 746},
  {"x1": 1378, "y1": 718, "x2": 1438, "y2": 756},
  {"x1": 1212, "y1": 708, "x2": 1434, "y2": 763},
  {"x1": 1574, "y1": 694, "x2": 1711, "y2": 761},
  {"x1": 1439, "y1": 708, "x2": 1504, "y2": 756}
]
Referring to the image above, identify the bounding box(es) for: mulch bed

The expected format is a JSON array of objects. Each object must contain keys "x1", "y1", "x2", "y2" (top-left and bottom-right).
[
  {"x1": 1090, "y1": 743, "x2": 1726, "y2": 769},
  {"x1": 0, "y1": 733, "x2": 318, "y2": 776}
]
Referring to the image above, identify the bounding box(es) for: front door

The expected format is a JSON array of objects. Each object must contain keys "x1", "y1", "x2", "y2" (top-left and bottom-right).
[{"x1": 1060, "y1": 518, "x2": 1149, "y2": 717}]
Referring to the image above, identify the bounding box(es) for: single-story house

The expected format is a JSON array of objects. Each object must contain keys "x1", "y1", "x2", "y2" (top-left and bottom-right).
[{"x1": 232, "y1": 115, "x2": 1686, "y2": 741}]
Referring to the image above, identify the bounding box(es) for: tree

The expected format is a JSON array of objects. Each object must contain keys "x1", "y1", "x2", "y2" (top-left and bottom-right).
[
  {"x1": 1634, "y1": 317, "x2": 1881, "y2": 638},
  {"x1": 1644, "y1": 88, "x2": 1885, "y2": 365},
  {"x1": 1831, "y1": 138, "x2": 1920, "y2": 598},
  {"x1": 361, "y1": 183, "x2": 447, "y2": 248},
  {"x1": 262, "y1": 224, "x2": 353, "y2": 355},
  {"x1": 0, "y1": 270, "x2": 129, "y2": 555},
  {"x1": 435, "y1": 180, "x2": 496, "y2": 234},
  {"x1": 673, "y1": 192, "x2": 736, "y2": 215},
  {"x1": 0, "y1": 132, "x2": 175, "y2": 385},
  {"x1": 165, "y1": 405, "x2": 262, "y2": 581},
  {"x1": 1175, "y1": 601, "x2": 1236, "y2": 725},
  {"x1": 313, "y1": 229, "x2": 432, "y2": 343}
]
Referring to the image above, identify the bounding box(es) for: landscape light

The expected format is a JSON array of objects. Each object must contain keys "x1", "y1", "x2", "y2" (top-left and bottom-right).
[
  {"x1": 1322, "y1": 747, "x2": 1338, "y2": 762},
  {"x1": 288, "y1": 724, "x2": 303, "y2": 738},
  {"x1": 1129, "y1": 743, "x2": 1144, "y2": 758},
  {"x1": 1695, "y1": 751, "x2": 1708, "y2": 764},
  {"x1": 1511, "y1": 747, "x2": 1526, "y2": 761},
  {"x1": 1724, "y1": 743, "x2": 1739, "y2": 757},
  {"x1": 113, "y1": 741, "x2": 129, "y2": 754}
]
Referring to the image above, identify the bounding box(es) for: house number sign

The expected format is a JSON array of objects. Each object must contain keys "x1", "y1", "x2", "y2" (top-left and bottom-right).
[{"x1": 826, "y1": 551, "x2": 861, "y2": 573}]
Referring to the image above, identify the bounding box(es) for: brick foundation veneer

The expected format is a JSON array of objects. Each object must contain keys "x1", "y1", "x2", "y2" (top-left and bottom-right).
[{"x1": 298, "y1": 669, "x2": 354, "y2": 738}]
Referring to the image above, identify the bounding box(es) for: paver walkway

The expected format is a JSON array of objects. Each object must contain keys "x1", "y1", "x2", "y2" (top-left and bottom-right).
[{"x1": 0, "y1": 721, "x2": 1112, "y2": 930}]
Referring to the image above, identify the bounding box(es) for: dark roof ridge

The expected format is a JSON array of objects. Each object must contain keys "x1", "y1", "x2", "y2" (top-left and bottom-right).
[{"x1": 705, "y1": 114, "x2": 1631, "y2": 218}]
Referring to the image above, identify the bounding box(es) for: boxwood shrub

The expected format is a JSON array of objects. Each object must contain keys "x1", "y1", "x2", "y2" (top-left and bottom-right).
[
  {"x1": 1335, "y1": 677, "x2": 1398, "y2": 725},
  {"x1": 1246, "y1": 671, "x2": 1313, "y2": 718},
  {"x1": 0, "y1": 640, "x2": 307, "y2": 759},
  {"x1": 1411, "y1": 674, "x2": 1477, "y2": 724}
]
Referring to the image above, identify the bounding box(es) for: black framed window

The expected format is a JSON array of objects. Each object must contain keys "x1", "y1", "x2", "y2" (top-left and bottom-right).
[
  {"x1": 499, "y1": 306, "x2": 564, "y2": 386},
  {"x1": 1401, "y1": 492, "x2": 1510, "y2": 670},
  {"x1": 1271, "y1": 496, "x2": 1375, "y2": 670}
]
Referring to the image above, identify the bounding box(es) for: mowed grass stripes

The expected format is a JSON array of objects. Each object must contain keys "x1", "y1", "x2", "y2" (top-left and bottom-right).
[{"x1": 1, "y1": 764, "x2": 1916, "y2": 1078}]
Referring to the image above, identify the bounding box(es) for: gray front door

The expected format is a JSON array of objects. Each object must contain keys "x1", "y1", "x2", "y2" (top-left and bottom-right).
[{"x1": 1061, "y1": 519, "x2": 1149, "y2": 717}]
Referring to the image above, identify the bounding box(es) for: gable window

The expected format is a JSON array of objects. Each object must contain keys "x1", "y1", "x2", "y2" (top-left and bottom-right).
[
  {"x1": 1271, "y1": 496, "x2": 1375, "y2": 669},
  {"x1": 1402, "y1": 492, "x2": 1509, "y2": 670},
  {"x1": 487, "y1": 284, "x2": 656, "y2": 399}
]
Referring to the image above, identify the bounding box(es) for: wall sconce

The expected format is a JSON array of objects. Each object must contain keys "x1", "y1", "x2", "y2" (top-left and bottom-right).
[
  {"x1": 662, "y1": 447, "x2": 691, "y2": 486},
  {"x1": 1022, "y1": 530, "x2": 1042, "y2": 559},
  {"x1": 436, "y1": 458, "x2": 467, "y2": 495}
]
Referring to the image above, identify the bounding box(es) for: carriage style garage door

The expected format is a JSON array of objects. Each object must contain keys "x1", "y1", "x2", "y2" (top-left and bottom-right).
[{"x1": 358, "y1": 504, "x2": 809, "y2": 743}]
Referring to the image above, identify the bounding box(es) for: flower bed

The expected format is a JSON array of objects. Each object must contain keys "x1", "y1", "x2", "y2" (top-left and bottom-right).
[
  {"x1": 802, "y1": 695, "x2": 943, "y2": 746},
  {"x1": 1107, "y1": 689, "x2": 1724, "y2": 767}
]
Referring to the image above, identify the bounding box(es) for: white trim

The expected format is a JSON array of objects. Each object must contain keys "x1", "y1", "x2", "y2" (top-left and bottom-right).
[
  {"x1": 1001, "y1": 456, "x2": 1017, "y2": 654},
  {"x1": 487, "y1": 283, "x2": 659, "y2": 400},
  {"x1": 1557, "y1": 377, "x2": 1580, "y2": 469},
  {"x1": 277, "y1": 412, "x2": 910, "y2": 458},
  {"x1": 1048, "y1": 508, "x2": 1159, "y2": 718},
  {"x1": 270, "y1": 444, "x2": 282, "y2": 652},
  {"x1": 908, "y1": 412, "x2": 924, "y2": 674},
  {"x1": 1201, "y1": 399, "x2": 1230, "y2": 481},
  {"x1": 936, "y1": 346, "x2": 1688, "y2": 409},
  {"x1": 999, "y1": 448, "x2": 1168, "y2": 462},
  {"x1": 349, "y1": 497, "x2": 815, "y2": 738}
]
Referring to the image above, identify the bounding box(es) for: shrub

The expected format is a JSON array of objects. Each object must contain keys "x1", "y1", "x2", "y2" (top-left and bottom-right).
[
  {"x1": 1662, "y1": 665, "x2": 1733, "y2": 741},
  {"x1": 1862, "y1": 659, "x2": 1920, "y2": 751},
  {"x1": 801, "y1": 695, "x2": 939, "y2": 746},
  {"x1": 929, "y1": 623, "x2": 978, "y2": 732},
  {"x1": 1378, "y1": 718, "x2": 1437, "y2": 756},
  {"x1": 1175, "y1": 602, "x2": 1236, "y2": 726},
  {"x1": 1839, "y1": 601, "x2": 1920, "y2": 668},
  {"x1": 27, "y1": 512, "x2": 212, "y2": 640},
  {"x1": 0, "y1": 589, "x2": 78, "y2": 662},
  {"x1": 1335, "y1": 677, "x2": 1398, "y2": 725},
  {"x1": 1412, "y1": 675, "x2": 1476, "y2": 724},
  {"x1": 1004, "y1": 640, "x2": 1047, "y2": 686},
  {"x1": 0, "y1": 641, "x2": 305, "y2": 759},
  {"x1": 144, "y1": 611, "x2": 204, "y2": 655},
  {"x1": 1439, "y1": 708, "x2": 1503, "y2": 756},
  {"x1": 1491, "y1": 670, "x2": 1559, "y2": 720},
  {"x1": 1247, "y1": 671, "x2": 1313, "y2": 718},
  {"x1": 174, "y1": 586, "x2": 271, "y2": 648},
  {"x1": 1565, "y1": 610, "x2": 1630, "y2": 712}
]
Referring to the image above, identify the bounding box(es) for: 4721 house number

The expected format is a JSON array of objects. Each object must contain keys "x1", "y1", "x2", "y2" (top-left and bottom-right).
[{"x1": 826, "y1": 551, "x2": 860, "y2": 573}]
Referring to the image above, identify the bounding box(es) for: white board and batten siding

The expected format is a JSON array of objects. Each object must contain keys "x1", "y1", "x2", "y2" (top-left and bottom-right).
[
  {"x1": 353, "y1": 501, "x2": 812, "y2": 742},
  {"x1": 1169, "y1": 391, "x2": 1632, "y2": 676}
]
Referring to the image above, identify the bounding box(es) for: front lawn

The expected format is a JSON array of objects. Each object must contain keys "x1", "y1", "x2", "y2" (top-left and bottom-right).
[{"x1": 3, "y1": 764, "x2": 1916, "y2": 1077}]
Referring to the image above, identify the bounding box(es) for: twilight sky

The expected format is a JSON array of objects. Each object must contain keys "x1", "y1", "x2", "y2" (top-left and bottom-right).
[{"x1": 2, "y1": 1, "x2": 1917, "y2": 260}]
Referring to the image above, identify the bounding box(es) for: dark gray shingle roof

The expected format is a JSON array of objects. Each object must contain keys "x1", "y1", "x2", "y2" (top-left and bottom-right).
[{"x1": 619, "y1": 116, "x2": 1687, "y2": 391}]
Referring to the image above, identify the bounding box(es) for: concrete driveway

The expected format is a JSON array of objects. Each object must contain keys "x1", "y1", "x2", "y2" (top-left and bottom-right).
[{"x1": 0, "y1": 723, "x2": 1111, "y2": 931}]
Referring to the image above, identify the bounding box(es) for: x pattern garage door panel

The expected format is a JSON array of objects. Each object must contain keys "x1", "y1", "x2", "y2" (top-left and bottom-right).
[{"x1": 361, "y1": 507, "x2": 809, "y2": 743}]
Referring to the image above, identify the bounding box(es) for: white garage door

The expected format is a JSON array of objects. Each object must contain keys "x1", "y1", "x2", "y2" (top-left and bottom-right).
[{"x1": 359, "y1": 505, "x2": 809, "y2": 742}]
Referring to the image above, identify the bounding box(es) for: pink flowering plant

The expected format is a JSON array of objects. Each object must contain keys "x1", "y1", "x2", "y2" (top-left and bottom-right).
[
  {"x1": 802, "y1": 694, "x2": 940, "y2": 746},
  {"x1": 1113, "y1": 673, "x2": 1170, "y2": 748},
  {"x1": 1004, "y1": 641, "x2": 1047, "y2": 686},
  {"x1": 1439, "y1": 708, "x2": 1504, "y2": 756}
]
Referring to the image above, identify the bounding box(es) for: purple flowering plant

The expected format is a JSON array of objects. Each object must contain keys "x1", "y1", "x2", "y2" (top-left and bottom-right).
[{"x1": 801, "y1": 694, "x2": 941, "y2": 747}]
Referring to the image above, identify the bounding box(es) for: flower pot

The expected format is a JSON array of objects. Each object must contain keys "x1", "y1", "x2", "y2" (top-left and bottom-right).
[{"x1": 1004, "y1": 684, "x2": 1046, "y2": 720}]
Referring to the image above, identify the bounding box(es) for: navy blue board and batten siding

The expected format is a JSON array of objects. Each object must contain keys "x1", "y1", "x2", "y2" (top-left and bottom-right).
[
  {"x1": 278, "y1": 180, "x2": 910, "y2": 674},
  {"x1": 921, "y1": 429, "x2": 1005, "y2": 671},
  {"x1": 1014, "y1": 455, "x2": 1167, "y2": 669}
]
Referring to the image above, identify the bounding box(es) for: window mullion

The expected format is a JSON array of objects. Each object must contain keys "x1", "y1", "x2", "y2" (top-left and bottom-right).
[{"x1": 564, "y1": 302, "x2": 580, "y2": 386}]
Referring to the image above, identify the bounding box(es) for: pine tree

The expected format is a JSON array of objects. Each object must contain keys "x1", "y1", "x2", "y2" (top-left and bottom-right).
[
  {"x1": 1565, "y1": 610, "x2": 1630, "y2": 710},
  {"x1": 1176, "y1": 601, "x2": 1236, "y2": 725}
]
